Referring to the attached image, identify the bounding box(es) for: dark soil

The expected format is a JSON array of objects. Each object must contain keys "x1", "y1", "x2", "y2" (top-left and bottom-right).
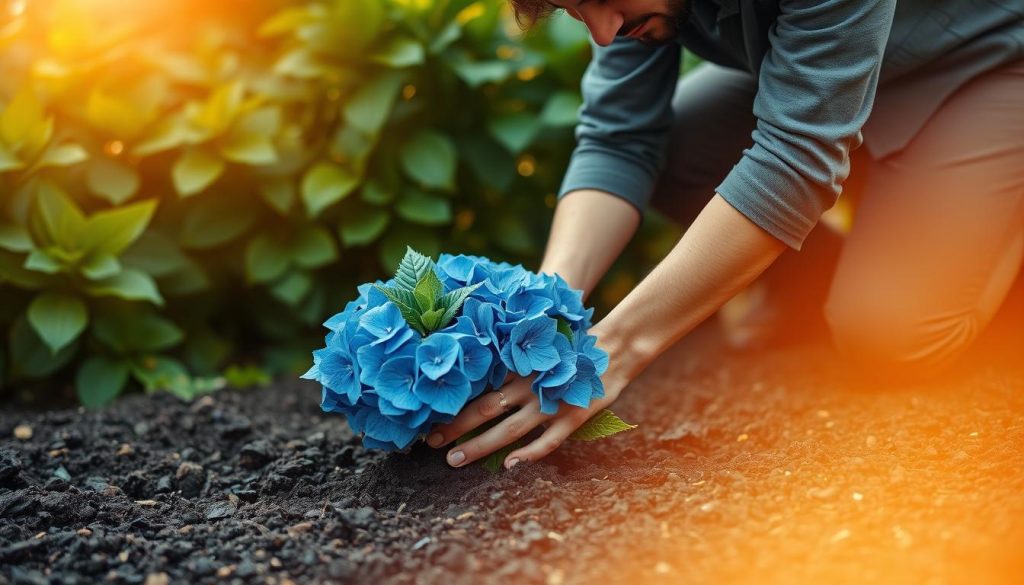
[{"x1": 3, "y1": 322, "x2": 1024, "y2": 585}]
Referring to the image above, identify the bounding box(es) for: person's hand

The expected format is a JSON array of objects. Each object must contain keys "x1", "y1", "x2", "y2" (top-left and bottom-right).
[{"x1": 423, "y1": 369, "x2": 628, "y2": 470}]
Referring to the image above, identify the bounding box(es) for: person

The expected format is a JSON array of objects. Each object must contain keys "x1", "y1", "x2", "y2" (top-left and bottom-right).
[{"x1": 425, "y1": 0, "x2": 1024, "y2": 469}]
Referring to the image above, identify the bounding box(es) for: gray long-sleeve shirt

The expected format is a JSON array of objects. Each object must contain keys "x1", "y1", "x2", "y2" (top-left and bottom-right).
[{"x1": 558, "y1": 0, "x2": 1024, "y2": 249}]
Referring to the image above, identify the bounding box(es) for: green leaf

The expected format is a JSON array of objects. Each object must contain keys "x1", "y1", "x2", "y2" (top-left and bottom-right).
[
  {"x1": 371, "y1": 36, "x2": 425, "y2": 68},
  {"x1": 399, "y1": 131, "x2": 457, "y2": 192},
  {"x1": 419, "y1": 307, "x2": 445, "y2": 331},
  {"x1": 289, "y1": 225, "x2": 338, "y2": 269},
  {"x1": 223, "y1": 364, "x2": 271, "y2": 388},
  {"x1": 245, "y1": 233, "x2": 290, "y2": 283},
  {"x1": 0, "y1": 223, "x2": 32, "y2": 252},
  {"x1": 556, "y1": 317, "x2": 574, "y2": 343},
  {"x1": 450, "y1": 61, "x2": 513, "y2": 88},
  {"x1": 568, "y1": 409, "x2": 637, "y2": 441},
  {"x1": 437, "y1": 282, "x2": 483, "y2": 329},
  {"x1": 219, "y1": 130, "x2": 277, "y2": 165},
  {"x1": 413, "y1": 268, "x2": 443, "y2": 313},
  {"x1": 32, "y1": 181, "x2": 86, "y2": 251},
  {"x1": 540, "y1": 91, "x2": 583, "y2": 127},
  {"x1": 23, "y1": 249, "x2": 64, "y2": 274},
  {"x1": 172, "y1": 147, "x2": 225, "y2": 198},
  {"x1": 460, "y1": 133, "x2": 515, "y2": 192},
  {"x1": 79, "y1": 253, "x2": 121, "y2": 280},
  {"x1": 301, "y1": 162, "x2": 359, "y2": 218},
  {"x1": 81, "y1": 199, "x2": 158, "y2": 257},
  {"x1": 394, "y1": 246, "x2": 434, "y2": 291},
  {"x1": 82, "y1": 269, "x2": 164, "y2": 306},
  {"x1": 374, "y1": 284, "x2": 426, "y2": 335},
  {"x1": 8, "y1": 315, "x2": 78, "y2": 379},
  {"x1": 86, "y1": 157, "x2": 140, "y2": 205},
  {"x1": 488, "y1": 114, "x2": 541, "y2": 154},
  {"x1": 131, "y1": 356, "x2": 189, "y2": 393},
  {"x1": 36, "y1": 143, "x2": 87, "y2": 169},
  {"x1": 27, "y1": 292, "x2": 88, "y2": 354},
  {"x1": 339, "y1": 205, "x2": 389, "y2": 247},
  {"x1": 119, "y1": 231, "x2": 190, "y2": 278},
  {"x1": 179, "y1": 196, "x2": 258, "y2": 249},
  {"x1": 76, "y1": 356, "x2": 130, "y2": 408},
  {"x1": 270, "y1": 270, "x2": 313, "y2": 306},
  {"x1": 258, "y1": 176, "x2": 295, "y2": 215},
  {"x1": 1, "y1": 88, "x2": 51, "y2": 155},
  {"x1": 0, "y1": 250, "x2": 50, "y2": 288},
  {"x1": 0, "y1": 144, "x2": 24, "y2": 172},
  {"x1": 360, "y1": 179, "x2": 394, "y2": 204},
  {"x1": 93, "y1": 307, "x2": 184, "y2": 353},
  {"x1": 395, "y1": 189, "x2": 452, "y2": 226},
  {"x1": 344, "y1": 72, "x2": 403, "y2": 136}
]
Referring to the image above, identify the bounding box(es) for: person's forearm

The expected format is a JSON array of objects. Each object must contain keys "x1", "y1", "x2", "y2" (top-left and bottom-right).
[
  {"x1": 538, "y1": 189, "x2": 641, "y2": 302},
  {"x1": 594, "y1": 193, "x2": 788, "y2": 384}
]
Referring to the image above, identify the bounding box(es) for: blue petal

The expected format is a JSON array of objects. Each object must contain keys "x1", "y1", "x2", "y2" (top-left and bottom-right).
[
  {"x1": 356, "y1": 343, "x2": 388, "y2": 387},
  {"x1": 412, "y1": 369, "x2": 471, "y2": 415},
  {"x1": 360, "y1": 303, "x2": 405, "y2": 341},
  {"x1": 376, "y1": 356, "x2": 421, "y2": 410},
  {"x1": 563, "y1": 378, "x2": 593, "y2": 409},
  {"x1": 364, "y1": 410, "x2": 418, "y2": 449},
  {"x1": 458, "y1": 337, "x2": 493, "y2": 382},
  {"x1": 417, "y1": 333, "x2": 461, "y2": 381},
  {"x1": 527, "y1": 343, "x2": 560, "y2": 372}
]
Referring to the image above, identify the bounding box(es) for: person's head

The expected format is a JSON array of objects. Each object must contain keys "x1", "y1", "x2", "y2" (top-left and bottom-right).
[{"x1": 509, "y1": 0, "x2": 691, "y2": 47}]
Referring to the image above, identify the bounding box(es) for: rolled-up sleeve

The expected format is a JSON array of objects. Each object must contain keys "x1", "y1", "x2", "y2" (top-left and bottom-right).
[
  {"x1": 558, "y1": 37, "x2": 681, "y2": 214},
  {"x1": 717, "y1": 0, "x2": 897, "y2": 250}
]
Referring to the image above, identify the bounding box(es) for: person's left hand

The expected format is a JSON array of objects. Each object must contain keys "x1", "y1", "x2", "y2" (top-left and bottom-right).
[{"x1": 423, "y1": 371, "x2": 628, "y2": 469}]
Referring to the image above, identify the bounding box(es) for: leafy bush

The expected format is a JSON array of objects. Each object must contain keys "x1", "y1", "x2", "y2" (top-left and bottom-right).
[{"x1": 0, "y1": 0, "x2": 680, "y2": 406}]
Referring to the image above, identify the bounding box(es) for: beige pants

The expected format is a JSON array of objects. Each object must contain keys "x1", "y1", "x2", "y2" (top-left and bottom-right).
[{"x1": 650, "y1": 59, "x2": 1024, "y2": 380}]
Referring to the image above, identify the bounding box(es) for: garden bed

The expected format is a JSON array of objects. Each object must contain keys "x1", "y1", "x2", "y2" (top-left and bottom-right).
[{"x1": 3, "y1": 322, "x2": 1024, "y2": 585}]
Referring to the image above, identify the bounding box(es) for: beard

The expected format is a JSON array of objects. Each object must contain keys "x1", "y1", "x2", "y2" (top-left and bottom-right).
[{"x1": 629, "y1": 0, "x2": 692, "y2": 46}]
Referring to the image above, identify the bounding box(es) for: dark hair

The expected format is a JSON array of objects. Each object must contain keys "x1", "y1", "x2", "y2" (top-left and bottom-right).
[{"x1": 508, "y1": 0, "x2": 559, "y2": 29}]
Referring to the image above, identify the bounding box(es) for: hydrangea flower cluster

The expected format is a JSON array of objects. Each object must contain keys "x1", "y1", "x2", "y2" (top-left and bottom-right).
[{"x1": 302, "y1": 250, "x2": 609, "y2": 451}]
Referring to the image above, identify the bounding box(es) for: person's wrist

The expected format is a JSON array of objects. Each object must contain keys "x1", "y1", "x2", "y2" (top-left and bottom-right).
[{"x1": 588, "y1": 318, "x2": 651, "y2": 390}]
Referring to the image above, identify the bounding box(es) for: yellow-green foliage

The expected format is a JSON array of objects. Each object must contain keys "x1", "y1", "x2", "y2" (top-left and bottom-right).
[{"x1": 0, "y1": 0, "x2": 677, "y2": 406}]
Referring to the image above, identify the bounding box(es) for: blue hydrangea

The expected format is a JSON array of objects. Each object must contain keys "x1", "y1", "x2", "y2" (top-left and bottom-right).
[{"x1": 301, "y1": 252, "x2": 609, "y2": 451}]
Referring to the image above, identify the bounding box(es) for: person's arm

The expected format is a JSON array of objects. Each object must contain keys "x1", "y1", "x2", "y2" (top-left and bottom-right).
[
  {"x1": 591, "y1": 193, "x2": 786, "y2": 383},
  {"x1": 537, "y1": 188, "x2": 641, "y2": 302}
]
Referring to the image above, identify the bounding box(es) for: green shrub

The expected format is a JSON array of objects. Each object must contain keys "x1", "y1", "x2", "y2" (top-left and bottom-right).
[{"x1": 0, "y1": 0, "x2": 680, "y2": 406}]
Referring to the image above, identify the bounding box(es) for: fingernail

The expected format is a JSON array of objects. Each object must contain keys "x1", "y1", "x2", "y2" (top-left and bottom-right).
[
  {"x1": 506, "y1": 457, "x2": 519, "y2": 470},
  {"x1": 448, "y1": 450, "x2": 466, "y2": 466},
  {"x1": 427, "y1": 433, "x2": 443, "y2": 447}
]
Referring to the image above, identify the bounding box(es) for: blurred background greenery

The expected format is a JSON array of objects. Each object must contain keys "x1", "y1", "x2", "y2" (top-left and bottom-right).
[{"x1": 0, "y1": 0, "x2": 688, "y2": 407}]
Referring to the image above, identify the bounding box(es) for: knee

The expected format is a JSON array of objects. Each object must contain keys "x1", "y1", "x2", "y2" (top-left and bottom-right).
[{"x1": 823, "y1": 292, "x2": 979, "y2": 382}]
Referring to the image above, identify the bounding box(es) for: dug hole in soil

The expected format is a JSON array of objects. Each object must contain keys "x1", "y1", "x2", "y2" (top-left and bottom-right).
[{"x1": 3, "y1": 319, "x2": 1024, "y2": 585}]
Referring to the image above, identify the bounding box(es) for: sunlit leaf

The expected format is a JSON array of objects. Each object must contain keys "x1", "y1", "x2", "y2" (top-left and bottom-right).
[
  {"x1": 35, "y1": 143, "x2": 87, "y2": 169},
  {"x1": 82, "y1": 268, "x2": 164, "y2": 306},
  {"x1": 219, "y1": 130, "x2": 277, "y2": 165},
  {"x1": 81, "y1": 199, "x2": 158, "y2": 257},
  {"x1": 86, "y1": 157, "x2": 140, "y2": 205},
  {"x1": 301, "y1": 162, "x2": 359, "y2": 218},
  {"x1": 343, "y1": 72, "x2": 403, "y2": 137},
  {"x1": 372, "y1": 36, "x2": 425, "y2": 68},
  {"x1": 172, "y1": 147, "x2": 226, "y2": 197}
]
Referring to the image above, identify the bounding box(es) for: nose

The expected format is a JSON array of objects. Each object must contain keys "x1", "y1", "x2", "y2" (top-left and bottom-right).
[{"x1": 568, "y1": 5, "x2": 625, "y2": 47}]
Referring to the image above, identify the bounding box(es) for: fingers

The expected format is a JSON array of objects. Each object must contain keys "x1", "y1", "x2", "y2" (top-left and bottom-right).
[
  {"x1": 503, "y1": 409, "x2": 590, "y2": 470},
  {"x1": 426, "y1": 376, "x2": 531, "y2": 448},
  {"x1": 443, "y1": 402, "x2": 547, "y2": 467}
]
